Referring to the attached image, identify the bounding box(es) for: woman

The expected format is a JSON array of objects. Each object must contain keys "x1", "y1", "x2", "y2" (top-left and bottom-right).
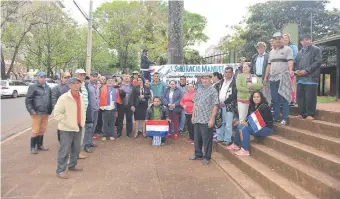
[
  {"x1": 144, "y1": 79, "x2": 153, "y2": 104},
  {"x1": 162, "y1": 80, "x2": 183, "y2": 140},
  {"x1": 180, "y1": 83, "x2": 195, "y2": 144},
  {"x1": 131, "y1": 71, "x2": 140, "y2": 86},
  {"x1": 212, "y1": 72, "x2": 223, "y2": 87},
  {"x1": 130, "y1": 77, "x2": 152, "y2": 138},
  {"x1": 94, "y1": 77, "x2": 106, "y2": 139},
  {"x1": 236, "y1": 62, "x2": 263, "y2": 123},
  {"x1": 227, "y1": 91, "x2": 273, "y2": 156}
]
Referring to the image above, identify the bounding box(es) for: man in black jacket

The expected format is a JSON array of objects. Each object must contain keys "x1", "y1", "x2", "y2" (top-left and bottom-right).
[
  {"x1": 25, "y1": 72, "x2": 52, "y2": 154},
  {"x1": 215, "y1": 67, "x2": 237, "y2": 145},
  {"x1": 251, "y1": 42, "x2": 269, "y2": 83},
  {"x1": 295, "y1": 34, "x2": 322, "y2": 120},
  {"x1": 140, "y1": 49, "x2": 156, "y2": 82}
]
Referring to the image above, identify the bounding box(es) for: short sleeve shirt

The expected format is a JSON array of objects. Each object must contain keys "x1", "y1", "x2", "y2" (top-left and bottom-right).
[
  {"x1": 192, "y1": 85, "x2": 219, "y2": 124},
  {"x1": 268, "y1": 46, "x2": 293, "y2": 81}
]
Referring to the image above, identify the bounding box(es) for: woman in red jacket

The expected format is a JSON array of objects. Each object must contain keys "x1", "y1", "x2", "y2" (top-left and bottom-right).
[{"x1": 180, "y1": 83, "x2": 195, "y2": 144}]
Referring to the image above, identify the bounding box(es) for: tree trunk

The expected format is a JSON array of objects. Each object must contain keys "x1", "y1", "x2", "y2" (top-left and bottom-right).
[
  {"x1": 1, "y1": 47, "x2": 7, "y2": 79},
  {"x1": 167, "y1": 1, "x2": 184, "y2": 64}
]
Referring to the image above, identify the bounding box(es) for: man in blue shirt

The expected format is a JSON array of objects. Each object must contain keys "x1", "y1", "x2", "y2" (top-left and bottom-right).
[{"x1": 251, "y1": 42, "x2": 269, "y2": 83}]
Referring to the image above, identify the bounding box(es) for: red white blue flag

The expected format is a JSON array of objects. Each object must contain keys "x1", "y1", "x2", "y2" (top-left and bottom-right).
[
  {"x1": 247, "y1": 110, "x2": 266, "y2": 133},
  {"x1": 145, "y1": 120, "x2": 169, "y2": 137}
]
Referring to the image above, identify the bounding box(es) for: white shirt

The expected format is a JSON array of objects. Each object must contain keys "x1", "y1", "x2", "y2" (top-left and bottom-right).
[{"x1": 219, "y1": 78, "x2": 232, "y2": 103}]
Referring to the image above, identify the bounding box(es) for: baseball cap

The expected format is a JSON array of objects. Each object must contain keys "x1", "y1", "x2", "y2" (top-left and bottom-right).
[
  {"x1": 68, "y1": 77, "x2": 81, "y2": 85},
  {"x1": 255, "y1": 42, "x2": 267, "y2": 48},
  {"x1": 300, "y1": 34, "x2": 312, "y2": 40},
  {"x1": 90, "y1": 72, "x2": 98, "y2": 76},
  {"x1": 62, "y1": 72, "x2": 71, "y2": 78},
  {"x1": 75, "y1": 69, "x2": 86, "y2": 74},
  {"x1": 272, "y1": 32, "x2": 283, "y2": 38},
  {"x1": 132, "y1": 70, "x2": 139, "y2": 74},
  {"x1": 37, "y1": 72, "x2": 46, "y2": 77}
]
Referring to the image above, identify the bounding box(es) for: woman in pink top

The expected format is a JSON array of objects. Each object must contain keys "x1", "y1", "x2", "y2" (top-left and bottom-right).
[{"x1": 180, "y1": 83, "x2": 195, "y2": 144}]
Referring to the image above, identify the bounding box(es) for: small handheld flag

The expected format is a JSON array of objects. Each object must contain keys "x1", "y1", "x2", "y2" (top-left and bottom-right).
[
  {"x1": 247, "y1": 109, "x2": 266, "y2": 133},
  {"x1": 145, "y1": 120, "x2": 169, "y2": 137}
]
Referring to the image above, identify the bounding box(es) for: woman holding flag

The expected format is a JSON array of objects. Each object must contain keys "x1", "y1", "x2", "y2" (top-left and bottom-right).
[{"x1": 227, "y1": 91, "x2": 273, "y2": 156}]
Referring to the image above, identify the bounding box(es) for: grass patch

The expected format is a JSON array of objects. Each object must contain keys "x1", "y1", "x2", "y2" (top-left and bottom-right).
[{"x1": 317, "y1": 96, "x2": 337, "y2": 103}]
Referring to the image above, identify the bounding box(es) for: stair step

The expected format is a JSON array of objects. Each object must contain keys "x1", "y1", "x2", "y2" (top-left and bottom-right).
[
  {"x1": 216, "y1": 144, "x2": 318, "y2": 199},
  {"x1": 251, "y1": 143, "x2": 340, "y2": 199},
  {"x1": 212, "y1": 152, "x2": 274, "y2": 199},
  {"x1": 290, "y1": 106, "x2": 340, "y2": 124},
  {"x1": 274, "y1": 125, "x2": 340, "y2": 156},
  {"x1": 263, "y1": 135, "x2": 340, "y2": 180},
  {"x1": 288, "y1": 115, "x2": 340, "y2": 138}
]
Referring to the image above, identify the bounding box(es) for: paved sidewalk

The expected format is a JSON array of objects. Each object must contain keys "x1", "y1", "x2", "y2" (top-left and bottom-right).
[{"x1": 1, "y1": 120, "x2": 250, "y2": 199}]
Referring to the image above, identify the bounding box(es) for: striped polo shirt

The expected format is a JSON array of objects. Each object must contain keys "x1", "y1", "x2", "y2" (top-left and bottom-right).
[{"x1": 268, "y1": 46, "x2": 293, "y2": 82}]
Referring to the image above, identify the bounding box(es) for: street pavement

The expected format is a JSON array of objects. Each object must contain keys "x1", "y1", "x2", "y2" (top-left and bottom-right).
[
  {"x1": 1, "y1": 119, "x2": 250, "y2": 199},
  {"x1": 1, "y1": 97, "x2": 33, "y2": 140}
]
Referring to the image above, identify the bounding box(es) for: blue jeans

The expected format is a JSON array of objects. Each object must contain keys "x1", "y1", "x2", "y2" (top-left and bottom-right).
[
  {"x1": 179, "y1": 109, "x2": 185, "y2": 131},
  {"x1": 217, "y1": 107, "x2": 233, "y2": 142},
  {"x1": 83, "y1": 123, "x2": 93, "y2": 146},
  {"x1": 234, "y1": 125, "x2": 273, "y2": 151},
  {"x1": 142, "y1": 70, "x2": 151, "y2": 82},
  {"x1": 270, "y1": 80, "x2": 289, "y2": 121}
]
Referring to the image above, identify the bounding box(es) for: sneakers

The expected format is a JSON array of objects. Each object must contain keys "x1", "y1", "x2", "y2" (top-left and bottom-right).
[
  {"x1": 306, "y1": 116, "x2": 315, "y2": 120},
  {"x1": 101, "y1": 137, "x2": 107, "y2": 141},
  {"x1": 279, "y1": 120, "x2": 287, "y2": 126},
  {"x1": 68, "y1": 166, "x2": 83, "y2": 172},
  {"x1": 57, "y1": 172, "x2": 69, "y2": 179},
  {"x1": 93, "y1": 134, "x2": 101, "y2": 139},
  {"x1": 109, "y1": 137, "x2": 115, "y2": 141},
  {"x1": 226, "y1": 143, "x2": 240, "y2": 151},
  {"x1": 186, "y1": 139, "x2": 193, "y2": 143},
  {"x1": 102, "y1": 137, "x2": 114, "y2": 141},
  {"x1": 173, "y1": 134, "x2": 179, "y2": 140},
  {"x1": 190, "y1": 140, "x2": 194, "y2": 144},
  {"x1": 166, "y1": 134, "x2": 172, "y2": 140},
  {"x1": 235, "y1": 148, "x2": 250, "y2": 156}
]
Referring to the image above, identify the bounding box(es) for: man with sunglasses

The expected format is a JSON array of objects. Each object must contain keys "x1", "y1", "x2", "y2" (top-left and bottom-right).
[{"x1": 25, "y1": 72, "x2": 52, "y2": 154}]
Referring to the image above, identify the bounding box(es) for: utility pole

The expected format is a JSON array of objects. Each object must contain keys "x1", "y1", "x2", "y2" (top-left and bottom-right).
[
  {"x1": 84, "y1": 0, "x2": 93, "y2": 76},
  {"x1": 310, "y1": 12, "x2": 313, "y2": 40}
]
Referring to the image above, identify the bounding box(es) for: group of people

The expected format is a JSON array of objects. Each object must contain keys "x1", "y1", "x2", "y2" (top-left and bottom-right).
[{"x1": 24, "y1": 31, "x2": 322, "y2": 179}]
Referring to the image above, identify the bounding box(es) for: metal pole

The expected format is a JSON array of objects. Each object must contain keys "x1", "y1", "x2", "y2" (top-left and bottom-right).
[
  {"x1": 310, "y1": 12, "x2": 313, "y2": 40},
  {"x1": 85, "y1": 0, "x2": 93, "y2": 76}
]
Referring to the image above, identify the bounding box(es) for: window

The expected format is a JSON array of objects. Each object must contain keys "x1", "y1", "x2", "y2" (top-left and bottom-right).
[
  {"x1": 8, "y1": 81, "x2": 14, "y2": 86},
  {"x1": 0, "y1": 80, "x2": 7, "y2": 86}
]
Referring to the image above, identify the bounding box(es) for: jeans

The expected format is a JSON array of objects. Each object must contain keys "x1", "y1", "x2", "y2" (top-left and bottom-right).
[
  {"x1": 57, "y1": 128, "x2": 82, "y2": 174},
  {"x1": 83, "y1": 123, "x2": 93, "y2": 146},
  {"x1": 102, "y1": 109, "x2": 117, "y2": 138},
  {"x1": 194, "y1": 123, "x2": 214, "y2": 160},
  {"x1": 297, "y1": 83, "x2": 318, "y2": 117},
  {"x1": 169, "y1": 111, "x2": 179, "y2": 135},
  {"x1": 270, "y1": 80, "x2": 289, "y2": 121},
  {"x1": 217, "y1": 107, "x2": 233, "y2": 142},
  {"x1": 185, "y1": 114, "x2": 193, "y2": 140},
  {"x1": 142, "y1": 70, "x2": 151, "y2": 82},
  {"x1": 234, "y1": 125, "x2": 272, "y2": 151},
  {"x1": 179, "y1": 109, "x2": 186, "y2": 131}
]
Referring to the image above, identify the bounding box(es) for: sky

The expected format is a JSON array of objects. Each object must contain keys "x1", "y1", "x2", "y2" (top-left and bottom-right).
[{"x1": 63, "y1": 0, "x2": 340, "y2": 55}]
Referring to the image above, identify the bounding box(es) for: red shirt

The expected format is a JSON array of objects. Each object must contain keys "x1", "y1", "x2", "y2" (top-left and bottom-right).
[{"x1": 71, "y1": 92, "x2": 81, "y2": 126}]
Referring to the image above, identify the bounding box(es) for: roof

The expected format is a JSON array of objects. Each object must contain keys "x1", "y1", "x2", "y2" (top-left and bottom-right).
[{"x1": 313, "y1": 35, "x2": 340, "y2": 46}]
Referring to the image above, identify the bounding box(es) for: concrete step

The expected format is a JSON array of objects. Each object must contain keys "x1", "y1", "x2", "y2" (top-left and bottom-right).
[
  {"x1": 216, "y1": 144, "x2": 318, "y2": 199},
  {"x1": 288, "y1": 115, "x2": 340, "y2": 138},
  {"x1": 262, "y1": 135, "x2": 340, "y2": 180},
  {"x1": 212, "y1": 152, "x2": 274, "y2": 199},
  {"x1": 251, "y1": 143, "x2": 340, "y2": 199},
  {"x1": 290, "y1": 106, "x2": 340, "y2": 124},
  {"x1": 274, "y1": 125, "x2": 340, "y2": 156}
]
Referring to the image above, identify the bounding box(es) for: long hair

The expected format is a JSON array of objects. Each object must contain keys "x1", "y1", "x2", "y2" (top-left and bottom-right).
[{"x1": 248, "y1": 91, "x2": 268, "y2": 112}]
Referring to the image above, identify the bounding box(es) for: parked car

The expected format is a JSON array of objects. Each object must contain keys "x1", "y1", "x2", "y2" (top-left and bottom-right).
[
  {"x1": 0, "y1": 80, "x2": 29, "y2": 98},
  {"x1": 24, "y1": 78, "x2": 58, "y2": 88}
]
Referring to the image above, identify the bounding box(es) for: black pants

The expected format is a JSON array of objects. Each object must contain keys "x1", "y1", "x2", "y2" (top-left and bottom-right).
[
  {"x1": 185, "y1": 114, "x2": 194, "y2": 140},
  {"x1": 117, "y1": 104, "x2": 133, "y2": 137},
  {"x1": 95, "y1": 110, "x2": 103, "y2": 134},
  {"x1": 194, "y1": 123, "x2": 214, "y2": 160},
  {"x1": 297, "y1": 83, "x2": 318, "y2": 117}
]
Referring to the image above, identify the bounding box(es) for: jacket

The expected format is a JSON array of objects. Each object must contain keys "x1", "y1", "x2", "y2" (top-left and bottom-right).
[
  {"x1": 236, "y1": 74, "x2": 263, "y2": 101},
  {"x1": 180, "y1": 90, "x2": 195, "y2": 114},
  {"x1": 295, "y1": 45, "x2": 322, "y2": 83},
  {"x1": 216, "y1": 77, "x2": 237, "y2": 111},
  {"x1": 52, "y1": 83, "x2": 66, "y2": 108},
  {"x1": 150, "y1": 81, "x2": 166, "y2": 98},
  {"x1": 84, "y1": 82, "x2": 93, "y2": 123},
  {"x1": 130, "y1": 85, "x2": 152, "y2": 107},
  {"x1": 246, "y1": 103, "x2": 273, "y2": 128},
  {"x1": 162, "y1": 87, "x2": 183, "y2": 113},
  {"x1": 25, "y1": 83, "x2": 52, "y2": 115},
  {"x1": 141, "y1": 54, "x2": 155, "y2": 69},
  {"x1": 251, "y1": 53, "x2": 269, "y2": 78},
  {"x1": 54, "y1": 90, "x2": 86, "y2": 132},
  {"x1": 146, "y1": 105, "x2": 169, "y2": 120},
  {"x1": 119, "y1": 83, "x2": 132, "y2": 106}
]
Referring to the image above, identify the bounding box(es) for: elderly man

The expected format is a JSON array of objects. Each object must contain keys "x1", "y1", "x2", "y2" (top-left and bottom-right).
[
  {"x1": 189, "y1": 73, "x2": 219, "y2": 165},
  {"x1": 295, "y1": 34, "x2": 322, "y2": 120},
  {"x1": 264, "y1": 32, "x2": 294, "y2": 126},
  {"x1": 25, "y1": 72, "x2": 52, "y2": 154},
  {"x1": 54, "y1": 77, "x2": 85, "y2": 179},
  {"x1": 251, "y1": 42, "x2": 269, "y2": 84}
]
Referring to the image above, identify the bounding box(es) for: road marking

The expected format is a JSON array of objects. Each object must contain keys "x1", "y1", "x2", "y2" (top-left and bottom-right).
[{"x1": 1, "y1": 118, "x2": 54, "y2": 144}]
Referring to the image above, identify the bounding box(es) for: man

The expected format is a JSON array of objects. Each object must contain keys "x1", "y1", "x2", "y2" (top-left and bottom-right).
[
  {"x1": 283, "y1": 33, "x2": 299, "y2": 106},
  {"x1": 141, "y1": 49, "x2": 156, "y2": 82},
  {"x1": 195, "y1": 74, "x2": 203, "y2": 91},
  {"x1": 75, "y1": 69, "x2": 88, "y2": 159},
  {"x1": 117, "y1": 72, "x2": 133, "y2": 138},
  {"x1": 52, "y1": 72, "x2": 71, "y2": 143},
  {"x1": 189, "y1": 73, "x2": 219, "y2": 165},
  {"x1": 25, "y1": 72, "x2": 52, "y2": 154},
  {"x1": 178, "y1": 75, "x2": 188, "y2": 134},
  {"x1": 295, "y1": 34, "x2": 322, "y2": 120},
  {"x1": 251, "y1": 42, "x2": 269, "y2": 83},
  {"x1": 150, "y1": 72, "x2": 166, "y2": 99},
  {"x1": 215, "y1": 67, "x2": 237, "y2": 145},
  {"x1": 83, "y1": 72, "x2": 100, "y2": 153},
  {"x1": 146, "y1": 96, "x2": 170, "y2": 144},
  {"x1": 54, "y1": 77, "x2": 85, "y2": 179},
  {"x1": 264, "y1": 32, "x2": 294, "y2": 126}
]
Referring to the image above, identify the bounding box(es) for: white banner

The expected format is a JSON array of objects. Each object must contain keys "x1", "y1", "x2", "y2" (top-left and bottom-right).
[{"x1": 149, "y1": 64, "x2": 239, "y2": 84}]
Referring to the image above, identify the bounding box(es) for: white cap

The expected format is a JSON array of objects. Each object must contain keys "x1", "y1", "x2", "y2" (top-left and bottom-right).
[{"x1": 75, "y1": 69, "x2": 86, "y2": 74}]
